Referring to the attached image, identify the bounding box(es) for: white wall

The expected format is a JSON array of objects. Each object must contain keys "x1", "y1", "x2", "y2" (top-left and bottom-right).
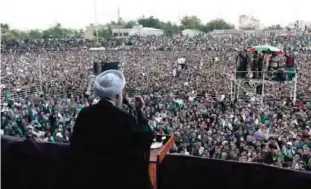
[
  {"x1": 111, "y1": 28, "x2": 132, "y2": 38},
  {"x1": 84, "y1": 24, "x2": 109, "y2": 40},
  {"x1": 130, "y1": 27, "x2": 164, "y2": 36},
  {"x1": 100, "y1": 24, "x2": 165, "y2": 38},
  {"x1": 182, "y1": 29, "x2": 203, "y2": 37}
]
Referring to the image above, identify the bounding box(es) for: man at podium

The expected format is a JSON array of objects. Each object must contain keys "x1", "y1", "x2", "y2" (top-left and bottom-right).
[{"x1": 69, "y1": 70, "x2": 154, "y2": 189}]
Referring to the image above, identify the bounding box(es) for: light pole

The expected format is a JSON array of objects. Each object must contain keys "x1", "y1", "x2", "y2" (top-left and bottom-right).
[
  {"x1": 94, "y1": 0, "x2": 99, "y2": 43},
  {"x1": 36, "y1": 55, "x2": 43, "y2": 94}
]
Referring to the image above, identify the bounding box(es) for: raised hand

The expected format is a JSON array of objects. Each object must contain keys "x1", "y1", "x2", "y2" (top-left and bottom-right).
[{"x1": 135, "y1": 95, "x2": 145, "y2": 110}]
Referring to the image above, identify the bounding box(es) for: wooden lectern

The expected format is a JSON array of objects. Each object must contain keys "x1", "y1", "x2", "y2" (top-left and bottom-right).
[{"x1": 149, "y1": 134, "x2": 175, "y2": 189}]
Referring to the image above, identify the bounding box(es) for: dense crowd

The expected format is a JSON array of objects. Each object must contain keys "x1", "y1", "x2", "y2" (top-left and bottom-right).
[{"x1": 1, "y1": 33, "x2": 311, "y2": 171}]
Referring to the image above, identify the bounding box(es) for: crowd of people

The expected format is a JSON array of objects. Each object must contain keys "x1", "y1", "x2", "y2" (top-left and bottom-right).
[{"x1": 1, "y1": 33, "x2": 311, "y2": 171}]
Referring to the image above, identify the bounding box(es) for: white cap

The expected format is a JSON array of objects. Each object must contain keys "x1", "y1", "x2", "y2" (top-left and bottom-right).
[
  {"x1": 93, "y1": 70, "x2": 125, "y2": 100},
  {"x1": 56, "y1": 132, "x2": 63, "y2": 138}
]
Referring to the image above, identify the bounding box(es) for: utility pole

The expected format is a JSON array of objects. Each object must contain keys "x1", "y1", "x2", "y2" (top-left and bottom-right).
[
  {"x1": 38, "y1": 55, "x2": 43, "y2": 94},
  {"x1": 94, "y1": 0, "x2": 99, "y2": 42},
  {"x1": 117, "y1": 6, "x2": 121, "y2": 24}
]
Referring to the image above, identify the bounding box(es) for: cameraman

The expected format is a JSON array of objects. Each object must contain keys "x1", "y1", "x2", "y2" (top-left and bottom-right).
[{"x1": 282, "y1": 142, "x2": 295, "y2": 161}]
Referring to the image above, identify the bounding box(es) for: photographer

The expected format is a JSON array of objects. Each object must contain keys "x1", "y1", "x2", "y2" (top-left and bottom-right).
[
  {"x1": 282, "y1": 142, "x2": 295, "y2": 161},
  {"x1": 263, "y1": 138, "x2": 283, "y2": 167}
]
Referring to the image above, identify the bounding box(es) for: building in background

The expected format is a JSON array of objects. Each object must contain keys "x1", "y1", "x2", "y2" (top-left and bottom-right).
[
  {"x1": 111, "y1": 25, "x2": 164, "y2": 38},
  {"x1": 239, "y1": 15, "x2": 260, "y2": 30},
  {"x1": 84, "y1": 24, "x2": 126, "y2": 39},
  {"x1": 210, "y1": 29, "x2": 284, "y2": 38},
  {"x1": 287, "y1": 20, "x2": 311, "y2": 30},
  {"x1": 244, "y1": 29, "x2": 283, "y2": 37},
  {"x1": 84, "y1": 24, "x2": 109, "y2": 40},
  {"x1": 84, "y1": 24, "x2": 164, "y2": 39},
  {"x1": 211, "y1": 29, "x2": 241, "y2": 36},
  {"x1": 181, "y1": 29, "x2": 204, "y2": 37},
  {"x1": 111, "y1": 28, "x2": 131, "y2": 38}
]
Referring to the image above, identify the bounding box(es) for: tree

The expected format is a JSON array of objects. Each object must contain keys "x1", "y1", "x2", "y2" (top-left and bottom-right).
[
  {"x1": 75, "y1": 29, "x2": 85, "y2": 38},
  {"x1": 42, "y1": 23, "x2": 62, "y2": 38},
  {"x1": 42, "y1": 29, "x2": 53, "y2": 38},
  {"x1": 161, "y1": 21, "x2": 179, "y2": 36},
  {"x1": 117, "y1": 17, "x2": 127, "y2": 25},
  {"x1": 0, "y1": 16, "x2": 245, "y2": 40},
  {"x1": 1, "y1": 23, "x2": 11, "y2": 40},
  {"x1": 17, "y1": 31, "x2": 28, "y2": 39},
  {"x1": 137, "y1": 16, "x2": 162, "y2": 28},
  {"x1": 51, "y1": 23, "x2": 63, "y2": 37},
  {"x1": 109, "y1": 21, "x2": 118, "y2": 25},
  {"x1": 42, "y1": 23, "x2": 75, "y2": 38},
  {"x1": 206, "y1": 19, "x2": 234, "y2": 31},
  {"x1": 1, "y1": 23, "x2": 10, "y2": 31},
  {"x1": 1, "y1": 23, "x2": 84, "y2": 40},
  {"x1": 180, "y1": 16, "x2": 201, "y2": 29},
  {"x1": 200, "y1": 24, "x2": 212, "y2": 33},
  {"x1": 2, "y1": 30, "x2": 19, "y2": 40},
  {"x1": 28, "y1": 30, "x2": 42, "y2": 39},
  {"x1": 95, "y1": 28, "x2": 112, "y2": 39},
  {"x1": 124, "y1": 20, "x2": 136, "y2": 28}
]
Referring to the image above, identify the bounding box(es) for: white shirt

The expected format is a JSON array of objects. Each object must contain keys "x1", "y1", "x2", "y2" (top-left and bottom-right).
[
  {"x1": 188, "y1": 96, "x2": 195, "y2": 101},
  {"x1": 93, "y1": 99, "x2": 99, "y2": 105},
  {"x1": 182, "y1": 151, "x2": 190, "y2": 155},
  {"x1": 104, "y1": 99, "x2": 115, "y2": 106},
  {"x1": 155, "y1": 116, "x2": 162, "y2": 123},
  {"x1": 198, "y1": 147, "x2": 204, "y2": 156}
]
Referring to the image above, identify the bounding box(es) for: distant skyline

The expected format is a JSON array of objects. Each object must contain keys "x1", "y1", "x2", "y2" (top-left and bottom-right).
[{"x1": 1, "y1": 0, "x2": 310, "y2": 30}]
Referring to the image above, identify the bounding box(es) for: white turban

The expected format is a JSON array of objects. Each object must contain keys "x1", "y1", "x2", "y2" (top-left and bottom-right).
[{"x1": 93, "y1": 70, "x2": 125, "y2": 100}]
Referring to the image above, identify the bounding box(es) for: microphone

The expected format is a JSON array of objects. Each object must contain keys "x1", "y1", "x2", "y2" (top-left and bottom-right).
[{"x1": 123, "y1": 95, "x2": 134, "y2": 110}]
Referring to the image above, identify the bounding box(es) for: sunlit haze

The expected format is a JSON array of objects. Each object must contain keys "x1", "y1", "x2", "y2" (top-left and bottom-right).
[{"x1": 1, "y1": 0, "x2": 310, "y2": 30}]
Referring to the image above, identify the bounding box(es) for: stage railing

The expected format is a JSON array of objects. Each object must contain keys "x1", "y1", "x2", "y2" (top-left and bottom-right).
[{"x1": 2, "y1": 136, "x2": 310, "y2": 189}]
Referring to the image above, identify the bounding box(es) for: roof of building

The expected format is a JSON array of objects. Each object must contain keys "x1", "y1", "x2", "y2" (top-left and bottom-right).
[
  {"x1": 182, "y1": 29, "x2": 204, "y2": 33},
  {"x1": 111, "y1": 28, "x2": 132, "y2": 32},
  {"x1": 140, "y1": 27, "x2": 162, "y2": 31},
  {"x1": 112, "y1": 26, "x2": 163, "y2": 33}
]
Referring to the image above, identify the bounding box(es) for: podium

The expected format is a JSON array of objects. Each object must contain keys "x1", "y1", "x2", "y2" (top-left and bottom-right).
[{"x1": 149, "y1": 134, "x2": 175, "y2": 189}]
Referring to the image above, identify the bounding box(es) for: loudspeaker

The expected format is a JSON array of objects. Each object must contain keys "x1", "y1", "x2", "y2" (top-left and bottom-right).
[
  {"x1": 101, "y1": 62, "x2": 106, "y2": 73},
  {"x1": 101, "y1": 61, "x2": 120, "y2": 72},
  {"x1": 93, "y1": 62, "x2": 102, "y2": 75},
  {"x1": 94, "y1": 61, "x2": 120, "y2": 75},
  {"x1": 256, "y1": 84, "x2": 262, "y2": 94}
]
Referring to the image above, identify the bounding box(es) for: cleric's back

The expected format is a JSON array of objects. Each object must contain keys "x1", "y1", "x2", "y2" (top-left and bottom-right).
[
  {"x1": 70, "y1": 98, "x2": 136, "y2": 156},
  {"x1": 68, "y1": 70, "x2": 153, "y2": 189}
]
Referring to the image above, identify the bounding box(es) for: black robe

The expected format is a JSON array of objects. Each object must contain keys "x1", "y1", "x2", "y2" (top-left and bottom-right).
[{"x1": 69, "y1": 99, "x2": 154, "y2": 189}]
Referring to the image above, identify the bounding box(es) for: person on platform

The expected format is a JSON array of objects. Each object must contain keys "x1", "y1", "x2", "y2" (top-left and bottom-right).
[
  {"x1": 285, "y1": 51, "x2": 295, "y2": 67},
  {"x1": 69, "y1": 70, "x2": 154, "y2": 189},
  {"x1": 236, "y1": 49, "x2": 250, "y2": 78},
  {"x1": 280, "y1": 52, "x2": 296, "y2": 81},
  {"x1": 251, "y1": 51, "x2": 262, "y2": 79}
]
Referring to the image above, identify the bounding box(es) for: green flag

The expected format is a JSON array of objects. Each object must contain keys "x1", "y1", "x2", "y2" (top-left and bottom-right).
[
  {"x1": 3, "y1": 90, "x2": 10, "y2": 100},
  {"x1": 78, "y1": 104, "x2": 84, "y2": 110}
]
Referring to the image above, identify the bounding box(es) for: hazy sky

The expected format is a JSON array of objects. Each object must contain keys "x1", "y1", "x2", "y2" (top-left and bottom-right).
[{"x1": 1, "y1": 0, "x2": 310, "y2": 30}]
